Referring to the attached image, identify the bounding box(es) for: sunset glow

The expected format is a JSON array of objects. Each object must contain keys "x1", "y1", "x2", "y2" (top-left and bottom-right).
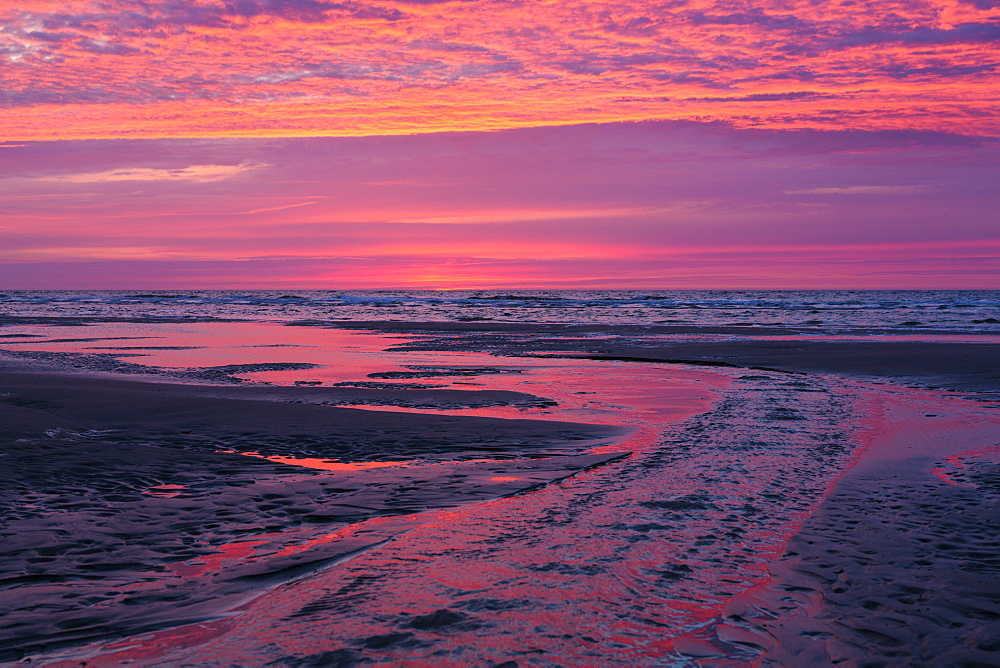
[
  {"x1": 1, "y1": 0, "x2": 997, "y2": 288},
  {"x1": 3, "y1": 0, "x2": 999, "y2": 140}
]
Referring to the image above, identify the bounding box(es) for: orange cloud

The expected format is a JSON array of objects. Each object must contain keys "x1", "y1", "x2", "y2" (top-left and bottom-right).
[
  {"x1": 784, "y1": 185, "x2": 929, "y2": 195},
  {"x1": 1, "y1": 0, "x2": 997, "y2": 140}
]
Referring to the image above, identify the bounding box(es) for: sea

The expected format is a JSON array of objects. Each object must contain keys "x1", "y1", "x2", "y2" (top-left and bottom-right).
[{"x1": 1, "y1": 289, "x2": 999, "y2": 331}]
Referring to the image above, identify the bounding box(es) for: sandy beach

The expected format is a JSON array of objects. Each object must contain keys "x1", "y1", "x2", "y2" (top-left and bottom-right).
[
  {"x1": 332, "y1": 320, "x2": 1000, "y2": 664},
  {"x1": 735, "y1": 389, "x2": 1000, "y2": 665},
  {"x1": 1, "y1": 316, "x2": 998, "y2": 665},
  {"x1": 0, "y1": 357, "x2": 628, "y2": 661}
]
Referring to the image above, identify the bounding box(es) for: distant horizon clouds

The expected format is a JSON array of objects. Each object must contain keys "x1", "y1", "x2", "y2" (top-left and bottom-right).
[
  {"x1": 29, "y1": 163, "x2": 266, "y2": 184},
  {"x1": 2, "y1": 122, "x2": 997, "y2": 289},
  {"x1": 2, "y1": 0, "x2": 998, "y2": 140}
]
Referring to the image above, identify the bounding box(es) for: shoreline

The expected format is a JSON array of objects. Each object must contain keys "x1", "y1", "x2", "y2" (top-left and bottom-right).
[
  {"x1": 338, "y1": 320, "x2": 999, "y2": 397},
  {"x1": 2, "y1": 319, "x2": 998, "y2": 664},
  {"x1": 6, "y1": 315, "x2": 996, "y2": 392},
  {"x1": 717, "y1": 385, "x2": 1000, "y2": 665},
  {"x1": 0, "y1": 357, "x2": 631, "y2": 662}
]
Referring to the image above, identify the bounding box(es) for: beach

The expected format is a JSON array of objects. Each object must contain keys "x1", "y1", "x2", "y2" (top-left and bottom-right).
[
  {"x1": 6, "y1": 0, "x2": 998, "y2": 653},
  {"x1": 0, "y1": 360, "x2": 629, "y2": 661},
  {"x1": 735, "y1": 390, "x2": 1000, "y2": 665},
  {"x1": 1, "y1": 294, "x2": 998, "y2": 665}
]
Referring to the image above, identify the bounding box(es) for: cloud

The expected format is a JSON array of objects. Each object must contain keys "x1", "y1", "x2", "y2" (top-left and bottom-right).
[
  {"x1": 784, "y1": 186, "x2": 928, "y2": 195},
  {"x1": 75, "y1": 38, "x2": 143, "y2": 55},
  {"x1": 395, "y1": 207, "x2": 666, "y2": 225},
  {"x1": 2, "y1": 0, "x2": 998, "y2": 138},
  {"x1": 837, "y1": 22, "x2": 1000, "y2": 48},
  {"x1": 784, "y1": 22, "x2": 1000, "y2": 57},
  {"x1": 686, "y1": 91, "x2": 837, "y2": 103},
  {"x1": 37, "y1": 163, "x2": 265, "y2": 183},
  {"x1": 237, "y1": 200, "x2": 319, "y2": 214},
  {"x1": 686, "y1": 10, "x2": 807, "y2": 31},
  {"x1": 880, "y1": 63, "x2": 998, "y2": 80},
  {"x1": 391, "y1": 0, "x2": 478, "y2": 5},
  {"x1": 222, "y1": 0, "x2": 343, "y2": 21}
]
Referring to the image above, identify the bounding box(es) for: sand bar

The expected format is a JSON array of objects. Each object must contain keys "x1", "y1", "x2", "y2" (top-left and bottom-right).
[{"x1": 716, "y1": 386, "x2": 1000, "y2": 665}]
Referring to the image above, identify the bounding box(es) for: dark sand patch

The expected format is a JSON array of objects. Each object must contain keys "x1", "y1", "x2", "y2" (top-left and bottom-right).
[
  {"x1": 676, "y1": 390, "x2": 1000, "y2": 665},
  {"x1": 0, "y1": 336, "x2": 160, "y2": 344},
  {"x1": 579, "y1": 339, "x2": 1000, "y2": 396},
  {"x1": 0, "y1": 351, "x2": 555, "y2": 410},
  {"x1": 332, "y1": 381, "x2": 449, "y2": 390}
]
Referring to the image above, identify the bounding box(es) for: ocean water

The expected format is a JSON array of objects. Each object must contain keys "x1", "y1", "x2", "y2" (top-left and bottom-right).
[{"x1": 1, "y1": 289, "x2": 998, "y2": 331}]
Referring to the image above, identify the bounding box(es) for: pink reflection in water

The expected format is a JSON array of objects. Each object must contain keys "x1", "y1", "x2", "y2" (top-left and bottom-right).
[
  {"x1": 228, "y1": 451, "x2": 406, "y2": 472},
  {"x1": 144, "y1": 483, "x2": 186, "y2": 498},
  {"x1": 16, "y1": 321, "x2": 910, "y2": 666},
  {"x1": 52, "y1": 364, "x2": 889, "y2": 666},
  {"x1": 167, "y1": 539, "x2": 269, "y2": 578},
  {"x1": 931, "y1": 443, "x2": 1000, "y2": 486},
  {"x1": 0, "y1": 320, "x2": 431, "y2": 383}
]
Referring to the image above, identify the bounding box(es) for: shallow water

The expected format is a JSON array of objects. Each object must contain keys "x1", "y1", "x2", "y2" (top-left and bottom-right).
[
  {"x1": 7, "y1": 321, "x2": 882, "y2": 665},
  {"x1": 141, "y1": 377, "x2": 862, "y2": 666},
  {"x1": 0, "y1": 320, "x2": 722, "y2": 421}
]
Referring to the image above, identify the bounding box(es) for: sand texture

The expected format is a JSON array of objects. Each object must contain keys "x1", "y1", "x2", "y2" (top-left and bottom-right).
[
  {"x1": 310, "y1": 322, "x2": 1000, "y2": 665},
  {"x1": 0, "y1": 361, "x2": 625, "y2": 661},
  {"x1": 2, "y1": 321, "x2": 999, "y2": 665},
  {"x1": 683, "y1": 389, "x2": 1000, "y2": 665}
]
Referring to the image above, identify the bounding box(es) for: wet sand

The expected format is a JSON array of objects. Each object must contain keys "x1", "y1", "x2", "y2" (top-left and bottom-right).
[
  {"x1": 713, "y1": 389, "x2": 1000, "y2": 665},
  {"x1": 0, "y1": 359, "x2": 626, "y2": 661},
  {"x1": 327, "y1": 321, "x2": 1000, "y2": 664},
  {"x1": 2, "y1": 320, "x2": 999, "y2": 665}
]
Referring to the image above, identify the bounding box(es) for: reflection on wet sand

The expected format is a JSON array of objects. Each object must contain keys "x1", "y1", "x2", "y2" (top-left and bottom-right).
[
  {"x1": 3, "y1": 319, "x2": 998, "y2": 666},
  {"x1": 229, "y1": 451, "x2": 406, "y2": 472}
]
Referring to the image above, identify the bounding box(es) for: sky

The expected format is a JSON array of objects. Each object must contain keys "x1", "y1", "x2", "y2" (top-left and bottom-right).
[{"x1": 1, "y1": 0, "x2": 998, "y2": 289}]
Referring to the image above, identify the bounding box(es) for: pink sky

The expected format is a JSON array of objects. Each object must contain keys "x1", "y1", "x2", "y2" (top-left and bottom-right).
[{"x1": 1, "y1": 0, "x2": 997, "y2": 288}]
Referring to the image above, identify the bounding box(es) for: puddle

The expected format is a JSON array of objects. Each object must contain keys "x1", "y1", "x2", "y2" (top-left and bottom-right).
[
  {"x1": 931, "y1": 443, "x2": 1000, "y2": 486},
  {"x1": 145, "y1": 484, "x2": 187, "y2": 498},
  {"x1": 227, "y1": 451, "x2": 407, "y2": 472}
]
